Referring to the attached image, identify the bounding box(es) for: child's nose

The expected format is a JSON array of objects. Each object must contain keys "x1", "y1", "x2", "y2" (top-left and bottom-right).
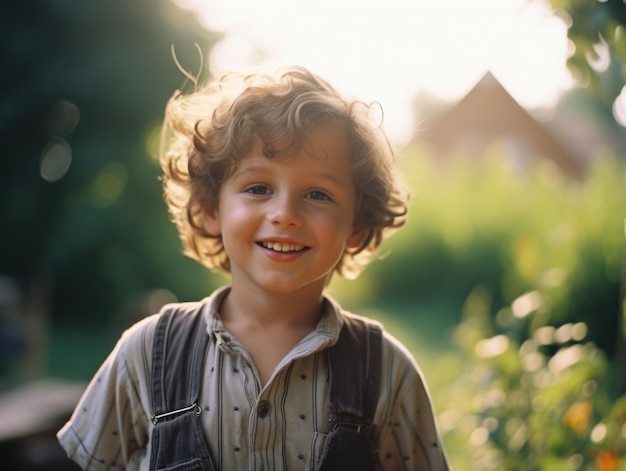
[{"x1": 267, "y1": 193, "x2": 302, "y2": 227}]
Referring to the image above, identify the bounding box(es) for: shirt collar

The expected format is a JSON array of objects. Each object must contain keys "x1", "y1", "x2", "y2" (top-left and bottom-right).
[{"x1": 201, "y1": 285, "x2": 345, "y2": 348}]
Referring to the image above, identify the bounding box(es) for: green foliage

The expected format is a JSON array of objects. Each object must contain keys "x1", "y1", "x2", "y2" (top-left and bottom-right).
[
  {"x1": 0, "y1": 1, "x2": 221, "y2": 333},
  {"x1": 335, "y1": 145, "x2": 626, "y2": 357},
  {"x1": 438, "y1": 285, "x2": 626, "y2": 471},
  {"x1": 541, "y1": 0, "x2": 626, "y2": 123}
]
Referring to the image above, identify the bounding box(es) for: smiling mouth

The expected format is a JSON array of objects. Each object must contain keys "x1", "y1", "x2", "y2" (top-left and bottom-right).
[{"x1": 259, "y1": 241, "x2": 309, "y2": 253}]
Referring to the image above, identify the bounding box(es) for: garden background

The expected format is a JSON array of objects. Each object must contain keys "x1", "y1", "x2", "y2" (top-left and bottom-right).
[{"x1": 1, "y1": 1, "x2": 626, "y2": 470}]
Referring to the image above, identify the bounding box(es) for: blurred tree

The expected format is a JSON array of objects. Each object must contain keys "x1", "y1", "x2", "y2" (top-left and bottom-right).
[
  {"x1": 542, "y1": 0, "x2": 626, "y2": 392},
  {"x1": 542, "y1": 0, "x2": 626, "y2": 125},
  {"x1": 0, "y1": 0, "x2": 220, "y2": 336}
]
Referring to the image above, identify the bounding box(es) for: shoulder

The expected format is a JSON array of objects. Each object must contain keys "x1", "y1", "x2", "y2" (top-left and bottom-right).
[
  {"x1": 112, "y1": 313, "x2": 161, "y2": 367},
  {"x1": 323, "y1": 295, "x2": 426, "y2": 382},
  {"x1": 71, "y1": 296, "x2": 216, "y2": 400},
  {"x1": 337, "y1": 309, "x2": 417, "y2": 371},
  {"x1": 339, "y1": 308, "x2": 429, "y2": 391},
  {"x1": 335, "y1": 307, "x2": 426, "y2": 387},
  {"x1": 380, "y1": 328, "x2": 421, "y2": 375},
  {"x1": 120, "y1": 291, "x2": 222, "y2": 347},
  {"x1": 100, "y1": 299, "x2": 208, "y2": 381},
  {"x1": 339, "y1": 309, "x2": 383, "y2": 329},
  {"x1": 117, "y1": 296, "x2": 214, "y2": 360},
  {"x1": 119, "y1": 313, "x2": 161, "y2": 347}
]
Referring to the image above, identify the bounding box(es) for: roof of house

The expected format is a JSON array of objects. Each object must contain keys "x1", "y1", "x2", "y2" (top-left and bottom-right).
[{"x1": 417, "y1": 72, "x2": 583, "y2": 178}]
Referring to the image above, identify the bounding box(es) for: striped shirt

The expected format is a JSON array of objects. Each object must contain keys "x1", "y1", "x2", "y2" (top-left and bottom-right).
[{"x1": 57, "y1": 286, "x2": 449, "y2": 470}]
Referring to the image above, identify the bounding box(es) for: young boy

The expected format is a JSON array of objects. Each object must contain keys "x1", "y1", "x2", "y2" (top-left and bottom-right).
[{"x1": 58, "y1": 66, "x2": 449, "y2": 470}]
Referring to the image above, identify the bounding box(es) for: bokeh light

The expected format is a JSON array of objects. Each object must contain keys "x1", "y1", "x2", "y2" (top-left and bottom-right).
[
  {"x1": 613, "y1": 85, "x2": 626, "y2": 127},
  {"x1": 40, "y1": 138, "x2": 72, "y2": 183}
]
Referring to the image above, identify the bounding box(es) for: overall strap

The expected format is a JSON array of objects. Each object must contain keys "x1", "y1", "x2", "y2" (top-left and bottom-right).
[
  {"x1": 150, "y1": 303, "x2": 208, "y2": 418},
  {"x1": 149, "y1": 303, "x2": 216, "y2": 471},
  {"x1": 319, "y1": 315, "x2": 383, "y2": 471}
]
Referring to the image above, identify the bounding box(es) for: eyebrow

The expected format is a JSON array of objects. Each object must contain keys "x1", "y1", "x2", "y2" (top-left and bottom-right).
[{"x1": 316, "y1": 171, "x2": 347, "y2": 187}]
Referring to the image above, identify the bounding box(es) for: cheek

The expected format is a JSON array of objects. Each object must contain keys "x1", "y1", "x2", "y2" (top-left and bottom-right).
[
  {"x1": 221, "y1": 204, "x2": 261, "y2": 239},
  {"x1": 315, "y1": 212, "x2": 355, "y2": 245}
]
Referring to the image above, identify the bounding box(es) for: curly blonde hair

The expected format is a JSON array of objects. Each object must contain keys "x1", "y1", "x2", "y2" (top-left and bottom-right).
[{"x1": 160, "y1": 65, "x2": 407, "y2": 278}]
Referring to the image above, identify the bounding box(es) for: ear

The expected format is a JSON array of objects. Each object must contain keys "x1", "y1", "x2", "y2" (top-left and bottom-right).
[
  {"x1": 202, "y1": 206, "x2": 222, "y2": 236},
  {"x1": 346, "y1": 224, "x2": 367, "y2": 250}
]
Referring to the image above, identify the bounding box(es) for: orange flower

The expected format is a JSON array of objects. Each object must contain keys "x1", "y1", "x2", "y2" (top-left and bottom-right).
[
  {"x1": 596, "y1": 451, "x2": 619, "y2": 471},
  {"x1": 563, "y1": 401, "x2": 592, "y2": 435}
]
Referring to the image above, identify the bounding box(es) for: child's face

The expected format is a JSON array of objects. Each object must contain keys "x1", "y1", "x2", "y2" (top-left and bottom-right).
[{"x1": 203, "y1": 121, "x2": 363, "y2": 296}]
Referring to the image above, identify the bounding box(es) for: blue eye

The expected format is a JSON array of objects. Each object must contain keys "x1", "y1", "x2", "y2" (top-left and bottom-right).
[{"x1": 308, "y1": 190, "x2": 332, "y2": 201}]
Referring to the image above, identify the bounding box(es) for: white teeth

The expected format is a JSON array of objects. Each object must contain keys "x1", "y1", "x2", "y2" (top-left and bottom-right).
[{"x1": 262, "y1": 242, "x2": 305, "y2": 252}]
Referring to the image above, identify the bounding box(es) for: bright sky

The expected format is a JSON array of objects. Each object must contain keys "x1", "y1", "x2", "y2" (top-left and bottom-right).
[{"x1": 172, "y1": 0, "x2": 575, "y2": 144}]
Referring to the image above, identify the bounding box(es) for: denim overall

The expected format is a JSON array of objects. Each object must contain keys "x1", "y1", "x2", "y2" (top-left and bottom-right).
[{"x1": 149, "y1": 303, "x2": 382, "y2": 471}]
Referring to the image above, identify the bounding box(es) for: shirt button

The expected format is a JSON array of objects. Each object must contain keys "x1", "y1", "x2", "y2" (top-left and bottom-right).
[{"x1": 257, "y1": 400, "x2": 271, "y2": 418}]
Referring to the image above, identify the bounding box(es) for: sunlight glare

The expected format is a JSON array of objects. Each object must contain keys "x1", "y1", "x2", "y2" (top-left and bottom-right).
[{"x1": 173, "y1": 0, "x2": 574, "y2": 144}]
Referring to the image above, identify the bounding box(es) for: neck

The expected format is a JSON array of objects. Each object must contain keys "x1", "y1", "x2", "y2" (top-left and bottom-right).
[{"x1": 221, "y1": 282, "x2": 325, "y2": 329}]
